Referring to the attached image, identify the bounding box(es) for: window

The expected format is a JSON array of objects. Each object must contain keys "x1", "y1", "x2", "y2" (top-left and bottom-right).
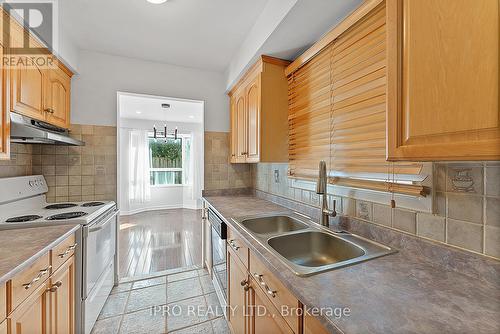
[{"x1": 149, "y1": 137, "x2": 183, "y2": 185}]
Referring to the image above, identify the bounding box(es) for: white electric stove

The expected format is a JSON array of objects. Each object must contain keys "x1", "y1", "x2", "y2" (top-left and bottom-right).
[{"x1": 0, "y1": 175, "x2": 119, "y2": 334}]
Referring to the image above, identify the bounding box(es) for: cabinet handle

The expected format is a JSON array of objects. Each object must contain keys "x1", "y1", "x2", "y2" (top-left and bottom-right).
[
  {"x1": 47, "y1": 281, "x2": 62, "y2": 293},
  {"x1": 58, "y1": 243, "x2": 77, "y2": 258},
  {"x1": 229, "y1": 239, "x2": 240, "y2": 251},
  {"x1": 252, "y1": 272, "x2": 276, "y2": 298},
  {"x1": 240, "y1": 279, "x2": 250, "y2": 291},
  {"x1": 44, "y1": 108, "x2": 55, "y2": 114},
  {"x1": 23, "y1": 265, "x2": 52, "y2": 290}
]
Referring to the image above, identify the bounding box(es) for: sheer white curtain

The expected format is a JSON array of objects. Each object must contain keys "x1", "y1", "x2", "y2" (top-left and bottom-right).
[
  {"x1": 129, "y1": 129, "x2": 151, "y2": 204},
  {"x1": 182, "y1": 131, "x2": 203, "y2": 208}
]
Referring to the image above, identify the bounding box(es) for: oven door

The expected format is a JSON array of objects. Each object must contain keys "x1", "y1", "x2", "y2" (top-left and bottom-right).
[
  {"x1": 83, "y1": 209, "x2": 118, "y2": 298},
  {"x1": 211, "y1": 221, "x2": 227, "y2": 307}
]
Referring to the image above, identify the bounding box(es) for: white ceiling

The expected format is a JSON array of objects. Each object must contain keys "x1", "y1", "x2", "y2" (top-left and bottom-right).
[
  {"x1": 119, "y1": 93, "x2": 204, "y2": 123},
  {"x1": 60, "y1": 0, "x2": 269, "y2": 72}
]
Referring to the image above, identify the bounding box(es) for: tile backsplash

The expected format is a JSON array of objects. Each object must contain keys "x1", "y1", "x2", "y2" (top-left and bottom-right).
[
  {"x1": 0, "y1": 143, "x2": 33, "y2": 178},
  {"x1": 252, "y1": 162, "x2": 500, "y2": 260},
  {"x1": 204, "y1": 132, "x2": 252, "y2": 191},
  {"x1": 31, "y1": 124, "x2": 117, "y2": 203}
]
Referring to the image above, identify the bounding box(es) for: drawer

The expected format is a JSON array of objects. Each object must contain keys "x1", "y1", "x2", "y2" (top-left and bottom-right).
[
  {"x1": 249, "y1": 251, "x2": 300, "y2": 333},
  {"x1": 0, "y1": 282, "x2": 5, "y2": 321},
  {"x1": 9, "y1": 253, "x2": 51, "y2": 313},
  {"x1": 227, "y1": 228, "x2": 249, "y2": 269},
  {"x1": 51, "y1": 234, "x2": 77, "y2": 272}
]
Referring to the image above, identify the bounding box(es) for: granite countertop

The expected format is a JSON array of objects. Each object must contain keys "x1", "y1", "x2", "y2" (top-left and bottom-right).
[
  {"x1": 204, "y1": 195, "x2": 500, "y2": 334},
  {"x1": 0, "y1": 225, "x2": 80, "y2": 284}
]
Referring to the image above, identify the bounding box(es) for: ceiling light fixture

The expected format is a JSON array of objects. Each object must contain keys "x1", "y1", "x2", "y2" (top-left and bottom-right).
[
  {"x1": 136, "y1": 111, "x2": 142, "y2": 114},
  {"x1": 147, "y1": 0, "x2": 168, "y2": 4},
  {"x1": 189, "y1": 115, "x2": 195, "y2": 119}
]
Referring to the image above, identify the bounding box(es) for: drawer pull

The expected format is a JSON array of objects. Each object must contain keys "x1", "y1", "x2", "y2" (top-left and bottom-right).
[
  {"x1": 44, "y1": 108, "x2": 55, "y2": 114},
  {"x1": 47, "y1": 281, "x2": 62, "y2": 293},
  {"x1": 229, "y1": 239, "x2": 240, "y2": 251},
  {"x1": 253, "y1": 272, "x2": 276, "y2": 298},
  {"x1": 240, "y1": 279, "x2": 250, "y2": 291},
  {"x1": 23, "y1": 266, "x2": 52, "y2": 290},
  {"x1": 58, "y1": 243, "x2": 77, "y2": 258}
]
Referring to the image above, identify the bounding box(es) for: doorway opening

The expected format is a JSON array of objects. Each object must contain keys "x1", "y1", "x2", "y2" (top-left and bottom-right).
[{"x1": 117, "y1": 92, "x2": 204, "y2": 280}]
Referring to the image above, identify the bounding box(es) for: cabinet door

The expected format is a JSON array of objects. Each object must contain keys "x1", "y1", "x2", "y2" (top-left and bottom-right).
[
  {"x1": 230, "y1": 97, "x2": 239, "y2": 163},
  {"x1": 227, "y1": 247, "x2": 248, "y2": 334},
  {"x1": 10, "y1": 56, "x2": 46, "y2": 121},
  {"x1": 0, "y1": 42, "x2": 9, "y2": 160},
  {"x1": 249, "y1": 277, "x2": 293, "y2": 334},
  {"x1": 387, "y1": 0, "x2": 499, "y2": 161},
  {"x1": 8, "y1": 281, "x2": 48, "y2": 334},
  {"x1": 246, "y1": 76, "x2": 260, "y2": 163},
  {"x1": 235, "y1": 92, "x2": 247, "y2": 163},
  {"x1": 48, "y1": 256, "x2": 74, "y2": 334},
  {"x1": 0, "y1": 320, "x2": 6, "y2": 334},
  {"x1": 304, "y1": 313, "x2": 329, "y2": 334},
  {"x1": 44, "y1": 67, "x2": 71, "y2": 129}
]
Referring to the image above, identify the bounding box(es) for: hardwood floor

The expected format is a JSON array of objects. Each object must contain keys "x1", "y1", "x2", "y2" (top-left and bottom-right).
[{"x1": 118, "y1": 209, "x2": 203, "y2": 279}]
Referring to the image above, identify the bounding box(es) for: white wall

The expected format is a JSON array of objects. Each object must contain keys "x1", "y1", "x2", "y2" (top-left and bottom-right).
[
  {"x1": 119, "y1": 118, "x2": 204, "y2": 215},
  {"x1": 71, "y1": 50, "x2": 229, "y2": 132}
]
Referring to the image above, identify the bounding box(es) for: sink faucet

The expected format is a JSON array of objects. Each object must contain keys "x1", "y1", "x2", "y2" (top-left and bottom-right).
[{"x1": 316, "y1": 161, "x2": 336, "y2": 227}]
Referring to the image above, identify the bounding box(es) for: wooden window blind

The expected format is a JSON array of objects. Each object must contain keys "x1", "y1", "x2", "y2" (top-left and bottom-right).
[
  {"x1": 288, "y1": 2, "x2": 426, "y2": 196},
  {"x1": 288, "y1": 43, "x2": 334, "y2": 179}
]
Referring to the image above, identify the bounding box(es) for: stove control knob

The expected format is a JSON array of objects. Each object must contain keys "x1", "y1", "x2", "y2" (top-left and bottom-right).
[{"x1": 29, "y1": 181, "x2": 34, "y2": 187}]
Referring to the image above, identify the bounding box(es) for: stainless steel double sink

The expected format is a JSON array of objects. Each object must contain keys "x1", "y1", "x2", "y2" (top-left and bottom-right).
[{"x1": 232, "y1": 213, "x2": 396, "y2": 276}]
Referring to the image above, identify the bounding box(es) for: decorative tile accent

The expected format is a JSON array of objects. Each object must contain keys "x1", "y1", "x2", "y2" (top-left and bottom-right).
[
  {"x1": 355, "y1": 200, "x2": 373, "y2": 221},
  {"x1": 446, "y1": 164, "x2": 483, "y2": 194}
]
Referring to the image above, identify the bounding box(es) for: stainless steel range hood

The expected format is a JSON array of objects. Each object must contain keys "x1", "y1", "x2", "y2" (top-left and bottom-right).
[{"x1": 10, "y1": 113, "x2": 85, "y2": 146}]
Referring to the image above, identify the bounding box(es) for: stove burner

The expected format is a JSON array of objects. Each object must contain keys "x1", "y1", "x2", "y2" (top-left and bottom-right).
[
  {"x1": 6, "y1": 215, "x2": 43, "y2": 223},
  {"x1": 45, "y1": 203, "x2": 78, "y2": 210},
  {"x1": 46, "y1": 212, "x2": 88, "y2": 220},
  {"x1": 81, "y1": 202, "x2": 105, "y2": 207}
]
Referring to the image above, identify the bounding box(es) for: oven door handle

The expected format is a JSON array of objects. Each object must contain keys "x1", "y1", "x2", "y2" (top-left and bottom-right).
[{"x1": 86, "y1": 210, "x2": 118, "y2": 235}]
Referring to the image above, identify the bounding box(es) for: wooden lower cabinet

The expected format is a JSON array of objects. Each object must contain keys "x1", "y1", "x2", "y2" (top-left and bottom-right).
[
  {"x1": 249, "y1": 276, "x2": 293, "y2": 334},
  {"x1": 227, "y1": 247, "x2": 248, "y2": 334},
  {"x1": 303, "y1": 313, "x2": 329, "y2": 334},
  {"x1": 8, "y1": 281, "x2": 48, "y2": 334},
  {"x1": 48, "y1": 256, "x2": 74, "y2": 334}
]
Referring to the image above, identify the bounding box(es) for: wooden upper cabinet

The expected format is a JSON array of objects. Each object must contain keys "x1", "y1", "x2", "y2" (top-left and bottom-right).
[
  {"x1": 387, "y1": 0, "x2": 500, "y2": 161},
  {"x1": 10, "y1": 57, "x2": 45, "y2": 121},
  {"x1": 235, "y1": 89, "x2": 247, "y2": 163},
  {"x1": 45, "y1": 66, "x2": 71, "y2": 129},
  {"x1": 228, "y1": 56, "x2": 290, "y2": 163},
  {"x1": 246, "y1": 76, "x2": 260, "y2": 163},
  {"x1": 0, "y1": 42, "x2": 9, "y2": 160}
]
